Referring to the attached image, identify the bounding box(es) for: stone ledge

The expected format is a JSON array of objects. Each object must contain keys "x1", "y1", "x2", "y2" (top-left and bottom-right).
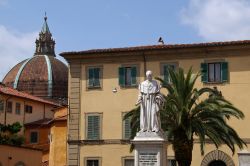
[
  {"x1": 133, "y1": 131, "x2": 166, "y2": 141},
  {"x1": 68, "y1": 139, "x2": 131, "y2": 145}
]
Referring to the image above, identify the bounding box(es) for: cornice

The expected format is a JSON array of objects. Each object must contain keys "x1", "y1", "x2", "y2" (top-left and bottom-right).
[
  {"x1": 63, "y1": 45, "x2": 250, "y2": 65},
  {"x1": 67, "y1": 138, "x2": 250, "y2": 145}
]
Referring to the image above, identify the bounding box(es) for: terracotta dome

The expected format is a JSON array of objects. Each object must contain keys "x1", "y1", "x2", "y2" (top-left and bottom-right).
[{"x1": 2, "y1": 16, "x2": 68, "y2": 103}]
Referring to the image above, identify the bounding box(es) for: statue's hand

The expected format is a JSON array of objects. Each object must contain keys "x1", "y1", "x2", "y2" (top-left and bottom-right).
[
  {"x1": 155, "y1": 95, "x2": 164, "y2": 106},
  {"x1": 135, "y1": 96, "x2": 142, "y2": 106}
]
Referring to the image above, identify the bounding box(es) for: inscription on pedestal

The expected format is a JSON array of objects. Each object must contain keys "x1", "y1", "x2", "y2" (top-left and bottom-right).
[{"x1": 139, "y1": 152, "x2": 157, "y2": 166}]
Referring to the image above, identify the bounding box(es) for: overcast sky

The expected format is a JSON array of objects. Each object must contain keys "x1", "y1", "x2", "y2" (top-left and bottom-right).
[{"x1": 1, "y1": 0, "x2": 250, "y2": 80}]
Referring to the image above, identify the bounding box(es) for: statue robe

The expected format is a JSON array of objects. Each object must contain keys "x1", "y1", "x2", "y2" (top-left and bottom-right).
[{"x1": 138, "y1": 80, "x2": 163, "y2": 132}]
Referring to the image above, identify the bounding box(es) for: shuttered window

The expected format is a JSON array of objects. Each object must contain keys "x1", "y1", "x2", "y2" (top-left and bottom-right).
[
  {"x1": 163, "y1": 64, "x2": 176, "y2": 84},
  {"x1": 87, "y1": 115, "x2": 101, "y2": 140},
  {"x1": 15, "y1": 103, "x2": 21, "y2": 115},
  {"x1": 123, "y1": 113, "x2": 131, "y2": 139},
  {"x1": 88, "y1": 67, "x2": 101, "y2": 88},
  {"x1": 87, "y1": 160, "x2": 99, "y2": 166},
  {"x1": 124, "y1": 159, "x2": 134, "y2": 166},
  {"x1": 201, "y1": 62, "x2": 228, "y2": 83},
  {"x1": 30, "y1": 131, "x2": 38, "y2": 144},
  {"x1": 7, "y1": 101, "x2": 12, "y2": 113},
  {"x1": 167, "y1": 159, "x2": 178, "y2": 166},
  {"x1": 25, "y1": 105, "x2": 33, "y2": 114},
  {"x1": 85, "y1": 158, "x2": 101, "y2": 166},
  {"x1": 119, "y1": 66, "x2": 137, "y2": 87}
]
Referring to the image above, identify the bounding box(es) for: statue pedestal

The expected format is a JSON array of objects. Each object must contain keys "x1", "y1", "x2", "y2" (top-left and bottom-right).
[
  {"x1": 238, "y1": 150, "x2": 250, "y2": 166},
  {"x1": 132, "y1": 132, "x2": 167, "y2": 166}
]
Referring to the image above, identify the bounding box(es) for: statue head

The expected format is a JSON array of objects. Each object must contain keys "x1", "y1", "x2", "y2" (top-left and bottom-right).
[{"x1": 146, "y1": 70, "x2": 153, "y2": 81}]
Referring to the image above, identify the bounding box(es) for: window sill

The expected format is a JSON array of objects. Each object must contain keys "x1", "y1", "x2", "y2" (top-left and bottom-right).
[
  {"x1": 202, "y1": 81, "x2": 227, "y2": 85},
  {"x1": 87, "y1": 86, "x2": 102, "y2": 91},
  {"x1": 120, "y1": 85, "x2": 138, "y2": 89},
  {"x1": 30, "y1": 142, "x2": 38, "y2": 144},
  {"x1": 82, "y1": 139, "x2": 104, "y2": 145}
]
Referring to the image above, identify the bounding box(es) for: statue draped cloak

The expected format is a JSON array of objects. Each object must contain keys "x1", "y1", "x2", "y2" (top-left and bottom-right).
[{"x1": 138, "y1": 80, "x2": 164, "y2": 132}]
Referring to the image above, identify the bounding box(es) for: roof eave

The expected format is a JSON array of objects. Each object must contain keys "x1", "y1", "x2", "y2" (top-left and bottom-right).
[{"x1": 60, "y1": 40, "x2": 250, "y2": 60}]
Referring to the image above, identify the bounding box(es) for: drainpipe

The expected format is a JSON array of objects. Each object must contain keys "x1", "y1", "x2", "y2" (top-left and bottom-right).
[
  {"x1": 43, "y1": 104, "x2": 46, "y2": 119},
  {"x1": 23, "y1": 101, "x2": 26, "y2": 126}
]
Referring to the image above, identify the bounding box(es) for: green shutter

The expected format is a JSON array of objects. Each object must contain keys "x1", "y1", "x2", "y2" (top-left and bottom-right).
[
  {"x1": 131, "y1": 67, "x2": 137, "y2": 86},
  {"x1": 87, "y1": 115, "x2": 100, "y2": 140},
  {"x1": 88, "y1": 68, "x2": 94, "y2": 87},
  {"x1": 201, "y1": 63, "x2": 208, "y2": 83},
  {"x1": 124, "y1": 118, "x2": 131, "y2": 139},
  {"x1": 163, "y1": 64, "x2": 176, "y2": 84},
  {"x1": 119, "y1": 67, "x2": 125, "y2": 86},
  {"x1": 93, "y1": 68, "x2": 100, "y2": 86},
  {"x1": 221, "y1": 62, "x2": 228, "y2": 82},
  {"x1": 30, "y1": 132, "x2": 38, "y2": 143},
  {"x1": 163, "y1": 65, "x2": 169, "y2": 84}
]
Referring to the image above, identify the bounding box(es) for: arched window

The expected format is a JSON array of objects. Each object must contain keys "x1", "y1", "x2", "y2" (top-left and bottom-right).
[
  {"x1": 201, "y1": 150, "x2": 234, "y2": 166},
  {"x1": 15, "y1": 161, "x2": 25, "y2": 166}
]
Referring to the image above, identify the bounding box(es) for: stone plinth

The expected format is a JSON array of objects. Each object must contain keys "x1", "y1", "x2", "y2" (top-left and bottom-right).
[
  {"x1": 238, "y1": 150, "x2": 250, "y2": 166},
  {"x1": 132, "y1": 132, "x2": 167, "y2": 166}
]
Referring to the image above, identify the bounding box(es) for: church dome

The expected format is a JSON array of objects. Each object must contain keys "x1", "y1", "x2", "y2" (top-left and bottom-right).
[{"x1": 2, "y1": 16, "x2": 68, "y2": 103}]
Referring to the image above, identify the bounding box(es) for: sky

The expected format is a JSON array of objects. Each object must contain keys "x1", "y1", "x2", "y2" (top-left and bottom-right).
[{"x1": 1, "y1": 0, "x2": 250, "y2": 80}]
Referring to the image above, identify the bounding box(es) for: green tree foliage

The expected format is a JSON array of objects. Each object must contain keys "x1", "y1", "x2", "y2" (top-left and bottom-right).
[
  {"x1": 124, "y1": 67, "x2": 246, "y2": 166},
  {"x1": 0, "y1": 122, "x2": 24, "y2": 146}
]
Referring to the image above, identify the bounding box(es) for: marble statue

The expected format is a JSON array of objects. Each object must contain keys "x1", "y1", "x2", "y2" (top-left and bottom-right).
[{"x1": 136, "y1": 70, "x2": 164, "y2": 133}]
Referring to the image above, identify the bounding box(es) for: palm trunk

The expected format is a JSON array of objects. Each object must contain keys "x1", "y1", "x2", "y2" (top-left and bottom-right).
[{"x1": 173, "y1": 129, "x2": 193, "y2": 166}]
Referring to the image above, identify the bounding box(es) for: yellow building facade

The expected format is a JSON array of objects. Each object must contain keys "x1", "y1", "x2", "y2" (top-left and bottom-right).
[
  {"x1": 49, "y1": 106, "x2": 67, "y2": 166},
  {"x1": 61, "y1": 41, "x2": 250, "y2": 166}
]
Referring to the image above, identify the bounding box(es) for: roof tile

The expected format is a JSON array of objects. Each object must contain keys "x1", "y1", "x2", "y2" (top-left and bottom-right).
[
  {"x1": 60, "y1": 40, "x2": 250, "y2": 56},
  {"x1": 0, "y1": 83, "x2": 59, "y2": 106}
]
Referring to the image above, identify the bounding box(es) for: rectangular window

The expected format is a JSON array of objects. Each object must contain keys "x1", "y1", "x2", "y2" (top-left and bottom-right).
[
  {"x1": 208, "y1": 63, "x2": 221, "y2": 82},
  {"x1": 168, "y1": 159, "x2": 178, "y2": 166},
  {"x1": 15, "y1": 103, "x2": 21, "y2": 115},
  {"x1": 7, "y1": 101, "x2": 12, "y2": 113},
  {"x1": 123, "y1": 158, "x2": 134, "y2": 166},
  {"x1": 122, "y1": 113, "x2": 131, "y2": 139},
  {"x1": 162, "y1": 63, "x2": 177, "y2": 84},
  {"x1": 86, "y1": 114, "x2": 101, "y2": 140},
  {"x1": 0, "y1": 100, "x2": 4, "y2": 112},
  {"x1": 201, "y1": 62, "x2": 228, "y2": 83},
  {"x1": 87, "y1": 67, "x2": 102, "y2": 88},
  {"x1": 87, "y1": 160, "x2": 99, "y2": 166},
  {"x1": 30, "y1": 131, "x2": 38, "y2": 144},
  {"x1": 25, "y1": 105, "x2": 33, "y2": 114},
  {"x1": 85, "y1": 158, "x2": 101, "y2": 166},
  {"x1": 119, "y1": 66, "x2": 137, "y2": 87}
]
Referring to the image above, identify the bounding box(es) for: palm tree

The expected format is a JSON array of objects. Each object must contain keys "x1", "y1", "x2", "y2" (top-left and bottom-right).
[{"x1": 124, "y1": 67, "x2": 246, "y2": 166}]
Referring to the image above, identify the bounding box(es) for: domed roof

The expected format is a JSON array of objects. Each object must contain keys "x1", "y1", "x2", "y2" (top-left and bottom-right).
[{"x1": 2, "y1": 16, "x2": 68, "y2": 103}]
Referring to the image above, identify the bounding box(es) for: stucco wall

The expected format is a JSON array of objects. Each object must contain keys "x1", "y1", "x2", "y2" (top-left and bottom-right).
[
  {"x1": 0, "y1": 95, "x2": 54, "y2": 126},
  {"x1": 24, "y1": 126, "x2": 50, "y2": 148},
  {"x1": 80, "y1": 56, "x2": 250, "y2": 140},
  {"x1": 0, "y1": 145, "x2": 42, "y2": 166},
  {"x1": 49, "y1": 121, "x2": 67, "y2": 166},
  {"x1": 66, "y1": 47, "x2": 250, "y2": 166}
]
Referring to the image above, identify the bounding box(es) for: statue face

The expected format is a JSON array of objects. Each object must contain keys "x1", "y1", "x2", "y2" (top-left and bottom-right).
[{"x1": 146, "y1": 70, "x2": 153, "y2": 81}]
